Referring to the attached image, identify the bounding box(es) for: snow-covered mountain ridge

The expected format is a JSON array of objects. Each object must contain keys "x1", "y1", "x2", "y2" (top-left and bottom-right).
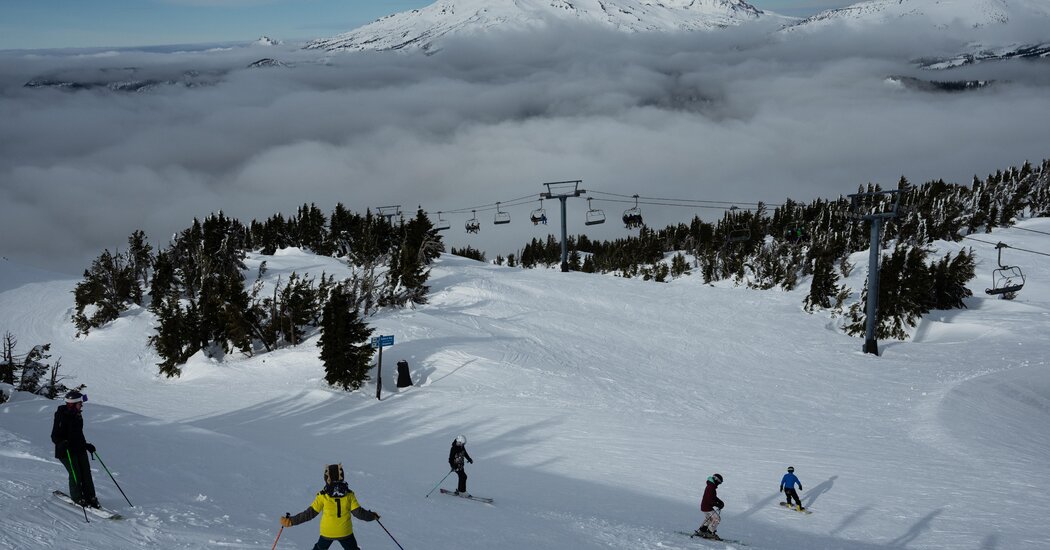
[
  {"x1": 306, "y1": 0, "x2": 767, "y2": 53},
  {"x1": 786, "y1": 0, "x2": 1050, "y2": 31}
]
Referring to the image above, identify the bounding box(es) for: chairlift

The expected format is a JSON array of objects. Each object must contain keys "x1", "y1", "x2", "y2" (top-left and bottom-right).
[
  {"x1": 623, "y1": 194, "x2": 643, "y2": 229},
  {"x1": 784, "y1": 224, "x2": 806, "y2": 244},
  {"x1": 530, "y1": 200, "x2": 548, "y2": 225},
  {"x1": 434, "y1": 211, "x2": 450, "y2": 232},
  {"x1": 985, "y1": 242, "x2": 1025, "y2": 299},
  {"x1": 585, "y1": 198, "x2": 606, "y2": 226},
  {"x1": 727, "y1": 226, "x2": 750, "y2": 243},
  {"x1": 465, "y1": 210, "x2": 480, "y2": 234},
  {"x1": 494, "y1": 202, "x2": 511, "y2": 225}
]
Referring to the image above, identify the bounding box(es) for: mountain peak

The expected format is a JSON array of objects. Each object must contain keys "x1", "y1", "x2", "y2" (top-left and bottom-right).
[{"x1": 306, "y1": 0, "x2": 765, "y2": 53}]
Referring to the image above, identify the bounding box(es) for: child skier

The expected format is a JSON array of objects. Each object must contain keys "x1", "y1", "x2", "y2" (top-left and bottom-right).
[
  {"x1": 448, "y1": 435, "x2": 473, "y2": 495},
  {"x1": 695, "y1": 473, "x2": 725, "y2": 540},
  {"x1": 50, "y1": 390, "x2": 99, "y2": 508},
  {"x1": 279, "y1": 464, "x2": 380, "y2": 550},
  {"x1": 780, "y1": 466, "x2": 804, "y2": 511}
]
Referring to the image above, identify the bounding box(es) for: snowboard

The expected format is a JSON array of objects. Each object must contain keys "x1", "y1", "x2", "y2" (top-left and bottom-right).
[
  {"x1": 779, "y1": 502, "x2": 812, "y2": 514},
  {"x1": 439, "y1": 489, "x2": 493, "y2": 503},
  {"x1": 675, "y1": 531, "x2": 748, "y2": 546},
  {"x1": 53, "y1": 490, "x2": 123, "y2": 519}
]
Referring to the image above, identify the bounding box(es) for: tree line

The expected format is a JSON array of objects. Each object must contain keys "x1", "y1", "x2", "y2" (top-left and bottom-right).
[
  {"x1": 72, "y1": 205, "x2": 442, "y2": 389},
  {"x1": 504, "y1": 158, "x2": 1050, "y2": 341}
]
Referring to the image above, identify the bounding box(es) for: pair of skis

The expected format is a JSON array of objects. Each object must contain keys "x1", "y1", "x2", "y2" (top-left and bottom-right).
[
  {"x1": 439, "y1": 488, "x2": 493, "y2": 503},
  {"x1": 52, "y1": 490, "x2": 122, "y2": 520}
]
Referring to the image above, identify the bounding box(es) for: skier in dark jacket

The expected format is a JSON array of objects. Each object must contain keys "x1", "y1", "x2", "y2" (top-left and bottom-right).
[
  {"x1": 695, "y1": 473, "x2": 725, "y2": 540},
  {"x1": 279, "y1": 464, "x2": 380, "y2": 550},
  {"x1": 780, "y1": 466, "x2": 804, "y2": 511},
  {"x1": 50, "y1": 390, "x2": 99, "y2": 508},
  {"x1": 448, "y1": 435, "x2": 473, "y2": 495}
]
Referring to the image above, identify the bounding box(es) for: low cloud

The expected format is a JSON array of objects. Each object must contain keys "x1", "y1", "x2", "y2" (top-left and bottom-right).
[{"x1": 1, "y1": 21, "x2": 1048, "y2": 274}]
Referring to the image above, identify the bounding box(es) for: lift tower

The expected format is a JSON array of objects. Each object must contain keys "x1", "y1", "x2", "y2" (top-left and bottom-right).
[{"x1": 540, "y1": 180, "x2": 585, "y2": 273}]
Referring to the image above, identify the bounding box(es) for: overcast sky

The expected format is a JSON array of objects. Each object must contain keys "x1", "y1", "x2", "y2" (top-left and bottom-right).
[
  {"x1": 0, "y1": 0, "x2": 851, "y2": 50},
  {"x1": 2, "y1": 13, "x2": 1049, "y2": 275}
]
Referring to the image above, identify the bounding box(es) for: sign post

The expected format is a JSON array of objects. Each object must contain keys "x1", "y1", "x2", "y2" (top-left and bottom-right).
[{"x1": 370, "y1": 335, "x2": 395, "y2": 400}]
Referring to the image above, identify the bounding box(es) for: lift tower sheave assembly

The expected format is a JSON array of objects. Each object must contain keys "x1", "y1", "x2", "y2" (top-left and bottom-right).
[
  {"x1": 848, "y1": 189, "x2": 901, "y2": 356},
  {"x1": 540, "y1": 180, "x2": 585, "y2": 273}
]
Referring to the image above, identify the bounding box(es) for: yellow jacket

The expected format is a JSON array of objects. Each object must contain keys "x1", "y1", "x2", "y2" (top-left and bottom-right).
[{"x1": 288, "y1": 484, "x2": 377, "y2": 539}]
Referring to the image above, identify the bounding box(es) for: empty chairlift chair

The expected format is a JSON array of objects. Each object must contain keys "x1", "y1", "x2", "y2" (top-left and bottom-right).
[
  {"x1": 985, "y1": 241, "x2": 1025, "y2": 299},
  {"x1": 434, "y1": 211, "x2": 451, "y2": 232},
  {"x1": 494, "y1": 202, "x2": 511, "y2": 225},
  {"x1": 585, "y1": 198, "x2": 606, "y2": 226}
]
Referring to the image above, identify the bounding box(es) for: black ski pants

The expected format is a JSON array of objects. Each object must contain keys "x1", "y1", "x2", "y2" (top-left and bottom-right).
[
  {"x1": 455, "y1": 466, "x2": 468, "y2": 493},
  {"x1": 61, "y1": 448, "x2": 96, "y2": 503},
  {"x1": 311, "y1": 534, "x2": 360, "y2": 550},
  {"x1": 784, "y1": 488, "x2": 802, "y2": 508}
]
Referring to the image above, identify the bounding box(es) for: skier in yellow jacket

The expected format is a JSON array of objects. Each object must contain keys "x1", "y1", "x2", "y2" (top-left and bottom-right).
[{"x1": 280, "y1": 464, "x2": 380, "y2": 550}]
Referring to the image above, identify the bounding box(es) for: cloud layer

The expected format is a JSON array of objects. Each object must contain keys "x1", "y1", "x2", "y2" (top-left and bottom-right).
[{"x1": 2, "y1": 22, "x2": 1049, "y2": 274}]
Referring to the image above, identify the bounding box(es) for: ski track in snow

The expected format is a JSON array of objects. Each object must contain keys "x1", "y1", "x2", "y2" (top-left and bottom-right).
[{"x1": 2, "y1": 222, "x2": 1050, "y2": 549}]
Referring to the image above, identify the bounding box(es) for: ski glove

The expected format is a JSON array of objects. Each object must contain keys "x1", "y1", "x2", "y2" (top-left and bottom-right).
[
  {"x1": 86, "y1": 443, "x2": 96, "y2": 454},
  {"x1": 280, "y1": 516, "x2": 292, "y2": 527}
]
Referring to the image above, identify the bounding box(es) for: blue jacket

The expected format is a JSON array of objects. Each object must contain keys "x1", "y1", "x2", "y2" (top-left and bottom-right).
[{"x1": 780, "y1": 473, "x2": 801, "y2": 491}]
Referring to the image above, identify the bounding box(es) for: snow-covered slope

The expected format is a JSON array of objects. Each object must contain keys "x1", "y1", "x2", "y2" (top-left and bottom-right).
[
  {"x1": 786, "y1": 0, "x2": 1050, "y2": 31},
  {"x1": 2, "y1": 222, "x2": 1050, "y2": 549},
  {"x1": 306, "y1": 0, "x2": 766, "y2": 53}
]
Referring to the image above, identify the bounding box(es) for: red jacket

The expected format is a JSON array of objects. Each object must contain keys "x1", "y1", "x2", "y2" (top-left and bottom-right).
[{"x1": 700, "y1": 480, "x2": 724, "y2": 512}]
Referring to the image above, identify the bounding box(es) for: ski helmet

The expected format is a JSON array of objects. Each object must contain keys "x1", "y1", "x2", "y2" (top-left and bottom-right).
[
  {"x1": 787, "y1": 466, "x2": 795, "y2": 473},
  {"x1": 709, "y1": 473, "x2": 723, "y2": 485},
  {"x1": 454, "y1": 435, "x2": 466, "y2": 445},
  {"x1": 64, "y1": 390, "x2": 85, "y2": 404},
  {"x1": 323, "y1": 463, "x2": 344, "y2": 484}
]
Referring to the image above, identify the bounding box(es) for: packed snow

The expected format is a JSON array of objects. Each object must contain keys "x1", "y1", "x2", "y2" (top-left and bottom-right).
[{"x1": 2, "y1": 220, "x2": 1049, "y2": 550}]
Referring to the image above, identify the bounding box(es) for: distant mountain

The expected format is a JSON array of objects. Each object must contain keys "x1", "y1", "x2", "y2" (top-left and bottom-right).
[
  {"x1": 306, "y1": 0, "x2": 767, "y2": 53},
  {"x1": 785, "y1": 0, "x2": 1050, "y2": 32},
  {"x1": 254, "y1": 36, "x2": 281, "y2": 46}
]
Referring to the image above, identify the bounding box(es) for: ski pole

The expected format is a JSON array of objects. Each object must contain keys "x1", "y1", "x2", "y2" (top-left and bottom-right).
[
  {"x1": 92, "y1": 451, "x2": 133, "y2": 507},
  {"x1": 271, "y1": 514, "x2": 289, "y2": 550},
  {"x1": 425, "y1": 470, "x2": 454, "y2": 498},
  {"x1": 376, "y1": 518, "x2": 405, "y2": 550},
  {"x1": 65, "y1": 449, "x2": 89, "y2": 523}
]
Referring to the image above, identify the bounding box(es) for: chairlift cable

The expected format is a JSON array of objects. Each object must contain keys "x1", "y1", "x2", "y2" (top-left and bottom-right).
[
  {"x1": 1011, "y1": 226, "x2": 1050, "y2": 237},
  {"x1": 961, "y1": 235, "x2": 1050, "y2": 258}
]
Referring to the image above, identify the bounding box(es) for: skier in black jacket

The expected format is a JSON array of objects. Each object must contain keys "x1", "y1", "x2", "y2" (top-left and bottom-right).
[
  {"x1": 50, "y1": 390, "x2": 99, "y2": 507},
  {"x1": 448, "y1": 435, "x2": 473, "y2": 495}
]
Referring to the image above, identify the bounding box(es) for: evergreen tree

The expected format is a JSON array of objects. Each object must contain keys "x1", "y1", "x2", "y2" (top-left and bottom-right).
[
  {"x1": 318, "y1": 284, "x2": 374, "y2": 391},
  {"x1": 72, "y1": 248, "x2": 136, "y2": 336}
]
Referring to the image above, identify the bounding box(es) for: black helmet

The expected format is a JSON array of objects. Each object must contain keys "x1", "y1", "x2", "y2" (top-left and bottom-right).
[
  {"x1": 787, "y1": 466, "x2": 795, "y2": 473},
  {"x1": 710, "y1": 473, "x2": 723, "y2": 485},
  {"x1": 324, "y1": 463, "x2": 344, "y2": 484}
]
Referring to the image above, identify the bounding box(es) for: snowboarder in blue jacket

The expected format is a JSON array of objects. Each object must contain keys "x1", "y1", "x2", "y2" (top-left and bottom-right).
[{"x1": 780, "y1": 466, "x2": 804, "y2": 511}]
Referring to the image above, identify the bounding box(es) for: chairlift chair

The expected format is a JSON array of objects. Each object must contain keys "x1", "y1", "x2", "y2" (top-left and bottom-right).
[
  {"x1": 784, "y1": 224, "x2": 806, "y2": 244},
  {"x1": 727, "y1": 226, "x2": 750, "y2": 243},
  {"x1": 494, "y1": 202, "x2": 511, "y2": 225},
  {"x1": 465, "y1": 210, "x2": 481, "y2": 234},
  {"x1": 985, "y1": 242, "x2": 1025, "y2": 299},
  {"x1": 434, "y1": 211, "x2": 450, "y2": 232},
  {"x1": 585, "y1": 198, "x2": 606, "y2": 226},
  {"x1": 530, "y1": 200, "x2": 548, "y2": 225},
  {"x1": 623, "y1": 195, "x2": 643, "y2": 229}
]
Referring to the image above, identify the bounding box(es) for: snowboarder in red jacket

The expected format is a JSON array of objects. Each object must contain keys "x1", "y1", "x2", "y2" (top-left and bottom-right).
[{"x1": 695, "y1": 473, "x2": 724, "y2": 540}]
